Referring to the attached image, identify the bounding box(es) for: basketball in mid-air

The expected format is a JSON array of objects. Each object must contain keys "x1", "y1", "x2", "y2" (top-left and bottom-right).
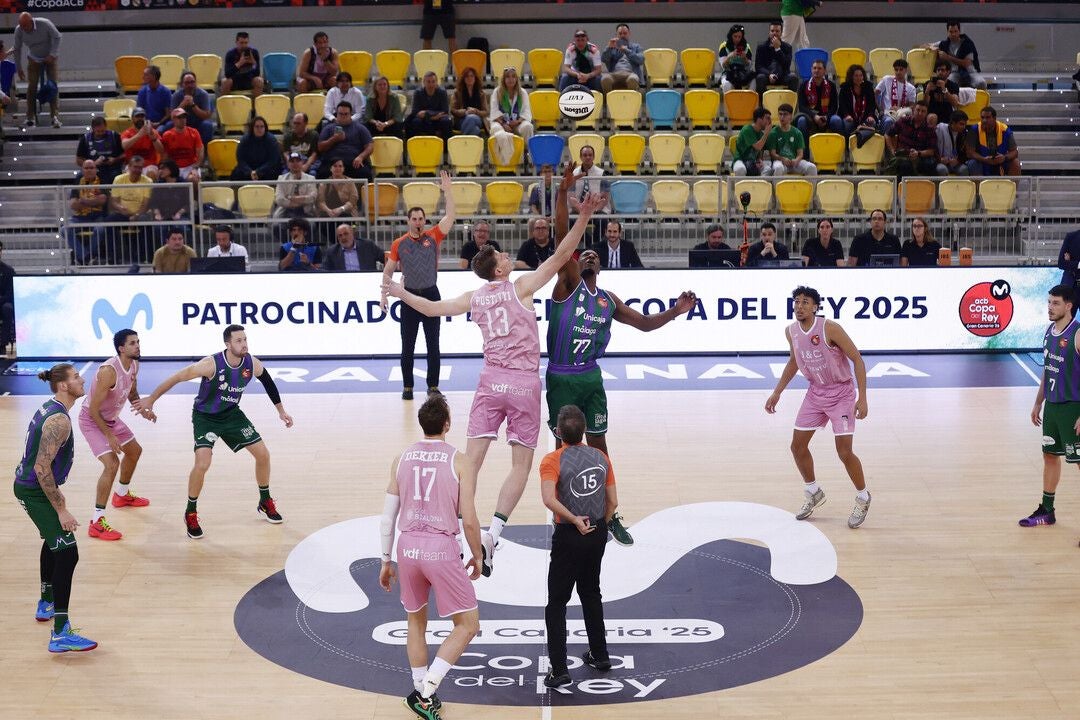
[{"x1": 559, "y1": 85, "x2": 596, "y2": 120}]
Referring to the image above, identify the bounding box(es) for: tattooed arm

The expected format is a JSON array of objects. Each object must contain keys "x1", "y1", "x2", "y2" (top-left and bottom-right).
[{"x1": 35, "y1": 414, "x2": 78, "y2": 532}]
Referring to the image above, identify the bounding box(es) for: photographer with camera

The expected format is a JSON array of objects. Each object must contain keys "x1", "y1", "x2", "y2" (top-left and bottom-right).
[
  {"x1": 600, "y1": 23, "x2": 644, "y2": 93},
  {"x1": 925, "y1": 61, "x2": 960, "y2": 123},
  {"x1": 222, "y1": 32, "x2": 265, "y2": 97}
]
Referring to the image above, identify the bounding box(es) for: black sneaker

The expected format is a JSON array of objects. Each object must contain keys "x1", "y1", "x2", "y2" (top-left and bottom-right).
[
  {"x1": 258, "y1": 497, "x2": 284, "y2": 524},
  {"x1": 582, "y1": 650, "x2": 611, "y2": 671},
  {"x1": 543, "y1": 668, "x2": 572, "y2": 688},
  {"x1": 427, "y1": 387, "x2": 443, "y2": 398},
  {"x1": 402, "y1": 388, "x2": 414, "y2": 400},
  {"x1": 403, "y1": 690, "x2": 440, "y2": 719},
  {"x1": 185, "y1": 511, "x2": 203, "y2": 539}
]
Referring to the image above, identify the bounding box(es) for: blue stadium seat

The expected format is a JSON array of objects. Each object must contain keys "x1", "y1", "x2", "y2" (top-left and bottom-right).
[
  {"x1": 527, "y1": 134, "x2": 566, "y2": 170},
  {"x1": 608, "y1": 180, "x2": 649, "y2": 214},
  {"x1": 262, "y1": 52, "x2": 297, "y2": 93},
  {"x1": 794, "y1": 48, "x2": 829, "y2": 79},
  {"x1": 645, "y1": 89, "x2": 681, "y2": 130}
]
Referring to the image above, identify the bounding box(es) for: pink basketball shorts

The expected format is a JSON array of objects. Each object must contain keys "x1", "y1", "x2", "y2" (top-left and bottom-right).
[
  {"x1": 397, "y1": 532, "x2": 477, "y2": 618},
  {"x1": 794, "y1": 382, "x2": 857, "y2": 436},
  {"x1": 78, "y1": 413, "x2": 136, "y2": 458},
  {"x1": 466, "y1": 365, "x2": 542, "y2": 448}
]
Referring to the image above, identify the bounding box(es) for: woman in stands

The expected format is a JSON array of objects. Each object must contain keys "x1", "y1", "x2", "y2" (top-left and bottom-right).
[
  {"x1": 488, "y1": 67, "x2": 533, "y2": 166},
  {"x1": 451, "y1": 66, "x2": 489, "y2": 137},
  {"x1": 900, "y1": 217, "x2": 942, "y2": 267},
  {"x1": 231, "y1": 116, "x2": 282, "y2": 181},
  {"x1": 838, "y1": 64, "x2": 880, "y2": 137},
  {"x1": 363, "y1": 76, "x2": 405, "y2": 139},
  {"x1": 800, "y1": 218, "x2": 846, "y2": 267}
]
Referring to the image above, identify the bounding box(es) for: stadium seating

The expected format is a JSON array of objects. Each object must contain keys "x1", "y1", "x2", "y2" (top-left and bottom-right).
[
  {"x1": 762, "y1": 89, "x2": 797, "y2": 120},
  {"x1": 487, "y1": 135, "x2": 525, "y2": 174},
  {"x1": 609, "y1": 180, "x2": 649, "y2": 213},
  {"x1": 723, "y1": 90, "x2": 759, "y2": 129},
  {"x1": 905, "y1": 48, "x2": 937, "y2": 85},
  {"x1": 607, "y1": 90, "x2": 642, "y2": 130},
  {"x1": 447, "y1": 136, "x2": 485, "y2": 175},
  {"x1": 486, "y1": 181, "x2": 525, "y2": 214},
  {"x1": 901, "y1": 179, "x2": 936, "y2": 214},
  {"x1": 808, "y1": 133, "x2": 846, "y2": 173},
  {"x1": 150, "y1": 55, "x2": 185, "y2": 89},
  {"x1": 403, "y1": 181, "x2": 441, "y2": 215},
  {"x1": 649, "y1": 133, "x2": 687, "y2": 174},
  {"x1": 734, "y1": 179, "x2": 772, "y2": 213},
  {"x1": 680, "y1": 49, "x2": 716, "y2": 87},
  {"x1": 856, "y1": 178, "x2": 895, "y2": 212},
  {"x1": 645, "y1": 89, "x2": 682, "y2": 130},
  {"x1": 367, "y1": 182, "x2": 401, "y2": 221},
  {"x1": 831, "y1": 48, "x2": 868, "y2": 81},
  {"x1": 103, "y1": 98, "x2": 136, "y2": 132},
  {"x1": 868, "y1": 48, "x2": 903, "y2": 79},
  {"x1": 652, "y1": 179, "x2": 690, "y2": 213},
  {"x1": 527, "y1": 134, "x2": 566, "y2": 170},
  {"x1": 574, "y1": 91, "x2": 605, "y2": 130},
  {"x1": 413, "y1": 50, "x2": 449, "y2": 84},
  {"x1": 687, "y1": 132, "x2": 725, "y2": 174},
  {"x1": 201, "y1": 185, "x2": 236, "y2": 211},
  {"x1": 406, "y1": 136, "x2": 445, "y2": 176},
  {"x1": 776, "y1": 179, "x2": 814, "y2": 214},
  {"x1": 938, "y1": 178, "x2": 977, "y2": 215},
  {"x1": 643, "y1": 48, "x2": 678, "y2": 87},
  {"x1": 568, "y1": 134, "x2": 605, "y2": 164},
  {"x1": 815, "y1": 179, "x2": 855, "y2": 214},
  {"x1": 979, "y1": 179, "x2": 1018, "y2": 214},
  {"x1": 207, "y1": 138, "x2": 240, "y2": 178},
  {"x1": 237, "y1": 184, "x2": 275, "y2": 217},
  {"x1": 339, "y1": 51, "x2": 373, "y2": 86},
  {"x1": 217, "y1": 95, "x2": 254, "y2": 134},
  {"x1": 187, "y1": 54, "x2": 223, "y2": 91},
  {"x1": 794, "y1": 48, "x2": 829, "y2": 79},
  {"x1": 958, "y1": 88, "x2": 990, "y2": 124},
  {"x1": 527, "y1": 48, "x2": 563, "y2": 87},
  {"x1": 693, "y1": 179, "x2": 725, "y2": 214},
  {"x1": 114, "y1": 55, "x2": 149, "y2": 93},
  {"x1": 254, "y1": 94, "x2": 291, "y2": 131},
  {"x1": 292, "y1": 93, "x2": 326, "y2": 125},
  {"x1": 684, "y1": 89, "x2": 721, "y2": 129},
  {"x1": 450, "y1": 181, "x2": 483, "y2": 214},
  {"x1": 371, "y1": 136, "x2": 404, "y2": 176},
  {"x1": 452, "y1": 49, "x2": 487, "y2": 82},
  {"x1": 376, "y1": 50, "x2": 411, "y2": 87},
  {"x1": 608, "y1": 134, "x2": 647, "y2": 174},
  {"x1": 849, "y1": 133, "x2": 886, "y2": 174},
  {"x1": 490, "y1": 49, "x2": 526, "y2": 80},
  {"x1": 529, "y1": 90, "x2": 561, "y2": 131},
  {"x1": 262, "y1": 53, "x2": 297, "y2": 92}
]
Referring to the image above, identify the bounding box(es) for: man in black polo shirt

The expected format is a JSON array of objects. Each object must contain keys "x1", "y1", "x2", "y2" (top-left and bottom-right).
[
  {"x1": 514, "y1": 217, "x2": 555, "y2": 269},
  {"x1": 848, "y1": 209, "x2": 901, "y2": 267}
]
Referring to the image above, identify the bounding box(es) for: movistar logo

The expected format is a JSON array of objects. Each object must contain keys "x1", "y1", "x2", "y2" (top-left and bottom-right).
[{"x1": 91, "y1": 294, "x2": 153, "y2": 339}]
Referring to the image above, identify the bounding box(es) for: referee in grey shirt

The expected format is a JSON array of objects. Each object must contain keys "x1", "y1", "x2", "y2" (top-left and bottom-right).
[{"x1": 13, "y1": 12, "x2": 62, "y2": 128}]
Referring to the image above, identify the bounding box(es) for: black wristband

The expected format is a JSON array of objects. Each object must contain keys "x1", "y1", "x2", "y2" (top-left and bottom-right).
[{"x1": 256, "y1": 369, "x2": 282, "y2": 405}]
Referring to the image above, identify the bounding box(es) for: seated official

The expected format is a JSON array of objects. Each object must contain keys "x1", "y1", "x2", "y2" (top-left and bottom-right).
[
  {"x1": 747, "y1": 222, "x2": 790, "y2": 266},
  {"x1": 848, "y1": 209, "x2": 902, "y2": 266},
  {"x1": 206, "y1": 225, "x2": 248, "y2": 264},
  {"x1": 593, "y1": 220, "x2": 642, "y2": 269},
  {"x1": 801, "y1": 218, "x2": 845, "y2": 267},
  {"x1": 323, "y1": 223, "x2": 382, "y2": 272},
  {"x1": 515, "y1": 217, "x2": 555, "y2": 269},
  {"x1": 901, "y1": 218, "x2": 942, "y2": 267},
  {"x1": 689, "y1": 224, "x2": 732, "y2": 267}
]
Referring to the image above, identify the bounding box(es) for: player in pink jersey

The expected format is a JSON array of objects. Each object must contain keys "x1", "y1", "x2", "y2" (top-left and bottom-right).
[
  {"x1": 765, "y1": 286, "x2": 872, "y2": 528},
  {"x1": 380, "y1": 397, "x2": 481, "y2": 720},
  {"x1": 384, "y1": 175, "x2": 605, "y2": 576},
  {"x1": 77, "y1": 329, "x2": 156, "y2": 541}
]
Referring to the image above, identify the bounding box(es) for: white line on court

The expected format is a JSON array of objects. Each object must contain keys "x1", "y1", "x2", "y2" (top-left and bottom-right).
[
  {"x1": 1009, "y1": 352, "x2": 1041, "y2": 385},
  {"x1": 541, "y1": 705, "x2": 551, "y2": 720}
]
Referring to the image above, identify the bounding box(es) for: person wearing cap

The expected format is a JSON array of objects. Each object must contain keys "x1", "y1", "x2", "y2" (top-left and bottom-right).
[
  {"x1": 160, "y1": 107, "x2": 204, "y2": 181},
  {"x1": 559, "y1": 29, "x2": 603, "y2": 92},
  {"x1": 232, "y1": 115, "x2": 283, "y2": 181},
  {"x1": 170, "y1": 71, "x2": 215, "y2": 145},
  {"x1": 136, "y1": 65, "x2": 173, "y2": 128},
  {"x1": 76, "y1": 116, "x2": 124, "y2": 185},
  {"x1": 120, "y1": 107, "x2": 164, "y2": 180},
  {"x1": 274, "y1": 152, "x2": 316, "y2": 220}
]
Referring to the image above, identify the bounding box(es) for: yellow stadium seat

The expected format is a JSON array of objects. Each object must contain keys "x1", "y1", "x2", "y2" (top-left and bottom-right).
[
  {"x1": 150, "y1": 54, "x2": 185, "y2": 89},
  {"x1": 868, "y1": 48, "x2": 903, "y2": 80},
  {"x1": 723, "y1": 89, "x2": 759, "y2": 129},
  {"x1": 693, "y1": 179, "x2": 727, "y2": 214},
  {"x1": 452, "y1": 49, "x2": 487, "y2": 82},
  {"x1": 200, "y1": 185, "x2": 235, "y2": 211},
  {"x1": 376, "y1": 50, "x2": 412, "y2": 87},
  {"x1": 486, "y1": 181, "x2": 525, "y2": 215},
  {"x1": 905, "y1": 48, "x2": 937, "y2": 85},
  {"x1": 830, "y1": 48, "x2": 867, "y2": 81},
  {"x1": 808, "y1": 132, "x2": 846, "y2": 173},
  {"x1": 406, "y1": 135, "x2": 445, "y2": 176},
  {"x1": 403, "y1": 182, "x2": 441, "y2": 216},
  {"x1": 680, "y1": 48, "x2": 716, "y2": 87},
  {"x1": 103, "y1": 98, "x2": 136, "y2": 132},
  {"x1": 847, "y1": 133, "x2": 886, "y2": 174},
  {"x1": 292, "y1": 93, "x2": 326, "y2": 125},
  {"x1": 530, "y1": 90, "x2": 561, "y2": 131},
  {"x1": 207, "y1": 138, "x2": 240, "y2": 179},
  {"x1": 574, "y1": 91, "x2": 604, "y2": 130},
  {"x1": 568, "y1": 134, "x2": 605, "y2": 165},
  {"x1": 684, "y1": 89, "x2": 721, "y2": 129},
  {"x1": 901, "y1": 179, "x2": 936, "y2": 215},
  {"x1": 776, "y1": 179, "x2": 814, "y2": 214},
  {"x1": 958, "y1": 88, "x2": 990, "y2": 124},
  {"x1": 762, "y1": 89, "x2": 797, "y2": 120},
  {"x1": 339, "y1": 51, "x2": 373, "y2": 86},
  {"x1": 372, "y1": 136, "x2": 404, "y2": 176},
  {"x1": 487, "y1": 135, "x2": 524, "y2": 174},
  {"x1": 367, "y1": 182, "x2": 400, "y2": 221},
  {"x1": 652, "y1": 179, "x2": 690, "y2": 213},
  {"x1": 187, "y1": 54, "x2": 223, "y2": 91},
  {"x1": 413, "y1": 49, "x2": 449, "y2": 84},
  {"x1": 608, "y1": 133, "x2": 646, "y2": 174},
  {"x1": 857, "y1": 178, "x2": 895, "y2": 213},
  {"x1": 447, "y1": 136, "x2": 484, "y2": 175},
  {"x1": 606, "y1": 89, "x2": 642, "y2": 130},
  {"x1": 644, "y1": 48, "x2": 678, "y2": 87},
  {"x1": 728, "y1": 133, "x2": 739, "y2": 160},
  {"x1": 938, "y1": 178, "x2": 977, "y2": 215},
  {"x1": 815, "y1": 179, "x2": 855, "y2": 214},
  {"x1": 979, "y1": 179, "x2": 1018, "y2": 215},
  {"x1": 648, "y1": 133, "x2": 687, "y2": 174},
  {"x1": 688, "y1": 132, "x2": 725, "y2": 174},
  {"x1": 490, "y1": 49, "x2": 526, "y2": 81},
  {"x1": 217, "y1": 95, "x2": 253, "y2": 134},
  {"x1": 254, "y1": 94, "x2": 291, "y2": 132},
  {"x1": 114, "y1": 55, "x2": 149, "y2": 93},
  {"x1": 527, "y1": 48, "x2": 563, "y2": 87},
  {"x1": 450, "y1": 181, "x2": 483, "y2": 215},
  {"x1": 734, "y1": 179, "x2": 772, "y2": 214},
  {"x1": 237, "y1": 184, "x2": 275, "y2": 218}
]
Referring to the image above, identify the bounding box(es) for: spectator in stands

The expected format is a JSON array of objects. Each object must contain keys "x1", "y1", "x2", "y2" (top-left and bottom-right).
[
  {"x1": 233, "y1": 116, "x2": 283, "y2": 181},
  {"x1": 0, "y1": 240, "x2": 15, "y2": 354},
  {"x1": 76, "y1": 116, "x2": 124, "y2": 185},
  {"x1": 529, "y1": 164, "x2": 555, "y2": 215},
  {"x1": 796, "y1": 59, "x2": 843, "y2": 142},
  {"x1": 966, "y1": 106, "x2": 1020, "y2": 177},
  {"x1": 559, "y1": 29, "x2": 603, "y2": 93},
  {"x1": 754, "y1": 21, "x2": 797, "y2": 95},
  {"x1": 407, "y1": 71, "x2": 452, "y2": 140},
  {"x1": 933, "y1": 21, "x2": 985, "y2": 90},
  {"x1": 152, "y1": 228, "x2": 196, "y2": 274},
  {"x1": 515, "y1": 217, "x2": 555, "y2": 269},
  {"x1": 691, "y1": 224, "x2": 732, "y2": 253},
  {"x1": 936, "y1": 110, "x2": 970, "y2": 176},
  {"x1": 569, "y1": 145, "x2": 610, "y2": 244},
  {"x1": 900, "y1": 217, "x2": 941, "y2": 267},
  {"x1": 489, "y1": 67, "x2": 533, "y2": 165},
  {"x1": 137, "y1": 65, "x2": 173, "y2": 129},
  {"x1": 323, "y1": 71, "x2": 366, "y2": 127},
  {"x1": 451, "y1": 66, "x2": 488, "y2": 137},
  {"x1": 94, "y1": 155, "x2": 153, "y2": 264},
  {"x1": 600, "y1": 23, "x2": 644, "y2": 93},
  {"x1": 297, "y1": 31, "x2": 340, "y2": 93},
  {"x1": 838, "y1": 64, "x2": 879, "y2": 137},
  {"x1": 1056, "y1": 229, "x2": 1080, "y2": 289},
  {"x1": 747, "y1": 222, "x2": 790, "y2": 267},
  {"x1": 875, "y1": 59, "x2": 916, "y2": 134},
  {"x1": 801, "y1": 217, "x2": 845, "y2": 267},
  {"x1": 594, "y1": 220, "x2": 643, "y2": 269},
  {"x1": 120, "y1": 107, "x2": 164, "y2": 180},
  {"x1": 886, "y1": 101, "x2": 941, "y2": 178},
  {"x1": 149, "y1": 160, "x2": 191, "y2": 231},
  {"x1": 279, "y1": 217, "x2": 323, "y2": 271},
  {"x1": 170, "y1": 72, "x2": 215, "y2": 145},
  {"x1": 765, "y1": 103, "x2": 817, "y2": 176},
  {"x1": 13, "y1": 12, "x2": 61, "y2": 128},
  {"x1": 282, "y1": 113, "x2": 320, "y2": 175},
  {"x1": 459, "y1": 220, "x2": 501, "y2": 269},
  {"x1": 274, "y1": 152, "x2": 317, "y2": 219},
  {"x1": 324, "y1": 223, "x2": 382, "y2": 272},
  {"x1": 780, "y1": 1, "x2": 813, "y2": 51},
  {"x1": 207, "y1": 225, "x2": 248, "y2": 262},
  {"x1": 733, "y1": 107, "x2": 772, "y2": 176},
  {"x1": 421, "y1": 0, "x2": 457, "y2": 54},
  {"x1": 160, "y1": 109, "x2": 204, "y2": 182},
  {"x1": 925, "y1": 61, "x2": 961, "y2": 124},
  {"x1": 317, "y1": 101, "x2": 375, "y2": 180},
  {"x1": 364, "y1": 76, "x2": 405, "y2": 139},
  {"x1": 317, "y1": 158, "x2": 361, "y2": 242},
  {"x1": 221, "y1": 31, "x2": 265, "y2": 97},
  {"x1": 67, "y1": 159, "x2": 109, "y2": 265},
  {"x1": 848, "y1": 209, "x2": 901, "y2": 267},
  {"x1": 719, "y1": 24, "x2": 754, "y2": 93}
]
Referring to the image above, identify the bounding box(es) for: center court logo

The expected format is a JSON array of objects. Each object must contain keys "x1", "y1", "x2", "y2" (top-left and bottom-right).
[
  {"x1": 91, "y1": 293, "x2": 154, "y2": 339},
  {"x1": 234, "y1": 502, "x2": 862, "y2": 706}
]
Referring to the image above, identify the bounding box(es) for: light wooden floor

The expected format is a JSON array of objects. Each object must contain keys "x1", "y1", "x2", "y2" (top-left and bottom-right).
[{"x1": 1, "y1": 385, "x2": 1078, "y2": 719}]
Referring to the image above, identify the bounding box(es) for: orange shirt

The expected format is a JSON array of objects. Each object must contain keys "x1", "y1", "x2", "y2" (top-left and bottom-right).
[
  {"x1": 121, "y1": 126, "x2": 160, "y2": 166},
  {"x1": 160, "y1": 125, "x2": 204, "y2": 168}
]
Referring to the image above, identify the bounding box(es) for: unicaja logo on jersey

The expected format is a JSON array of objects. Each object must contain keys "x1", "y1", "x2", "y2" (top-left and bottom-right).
[
  {"x1": 959, "y1": 280, "x2": 1014, "y2": 337},
  {"x1": 91, "y1": 293, "x2": 153, "y2": 340}
]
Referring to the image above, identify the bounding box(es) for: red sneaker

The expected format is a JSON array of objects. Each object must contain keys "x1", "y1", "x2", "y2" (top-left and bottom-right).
[
  {"x1": 112, "y1": 490, "x2": 150, "y2": 508},
  {"x1": 88, "y1": 517, "x2": 123, "y2": 541}
]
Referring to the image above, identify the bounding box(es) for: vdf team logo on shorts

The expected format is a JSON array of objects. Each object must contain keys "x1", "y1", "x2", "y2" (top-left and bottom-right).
[
  {"x1": 959, "y1": 280, "x2": 1014, "y2": 337},
  {"x1": 234, "y1": 503, "x2": 862, "y2": 707}
]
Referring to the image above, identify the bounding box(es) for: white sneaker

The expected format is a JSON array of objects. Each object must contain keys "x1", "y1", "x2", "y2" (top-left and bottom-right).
[
  {"x1": 795, "y1": 488, "x2": 826, "y2": 520},
  {"x1": 51, "y1": 116, "x2": 62, "y2": 129},
  {"x1": 480, "y1": 530, "x2": 495, "y2": 577},
  {"x1": 848, "y1": 492, "x2": 872, "y2": 529}
]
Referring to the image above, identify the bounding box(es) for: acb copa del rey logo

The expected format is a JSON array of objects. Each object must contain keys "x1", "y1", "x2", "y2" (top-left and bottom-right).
[{"x1": 959, "y1": 279, "x2": 1014, "y2": 337}]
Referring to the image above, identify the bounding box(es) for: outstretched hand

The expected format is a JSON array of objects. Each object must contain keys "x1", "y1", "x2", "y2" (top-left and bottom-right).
[
  {"x1": 578, "y1": 192, "x2": 606, "y2": 217},
  {"x1": 674, "y1": 291, "x2": 698, "y2": 315},
  {"x1": 559, "y1": 161, "x2": 578, "y2": 192},
  {"x1": 439, "y1": 169, "x2": 452, "y2": 194}
]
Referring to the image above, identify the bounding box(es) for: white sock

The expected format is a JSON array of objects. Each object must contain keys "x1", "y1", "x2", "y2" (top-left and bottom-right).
[
  {"x1": 423, "y1": 657, "x2": 453, "y2": 697},
  {"x1": 411, "y1": 666, "x2": 427, "y2": 694},
  {"x1": 488, "y1": 515, "x2": 507, "y2": 544},
  {"x1": 116, "y1": 484, "x2": 130, "y2": 497},
  {"x1": 92, "y1": 507, "x2": 106, "y2": 523},
  {"x1": 856, "y1": 489, "x2": 870, "y2": 502},
  {"x1": 804, "y1": 482, "x2": 820, "y2": 495}
]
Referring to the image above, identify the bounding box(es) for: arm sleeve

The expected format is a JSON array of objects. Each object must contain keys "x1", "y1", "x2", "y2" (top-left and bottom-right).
[
  {"x1": 380, "y1": 493, "x2": 400, "y2": 560},
  {"x1": 256, "y1": 367, "x2": 282, "y2": 404}
]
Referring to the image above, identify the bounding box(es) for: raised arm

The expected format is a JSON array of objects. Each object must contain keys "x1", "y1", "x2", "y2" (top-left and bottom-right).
[
  {"x1": 765, "y1": 327, "x2": 799, "y2": 413},
  {"x1": 826, "y1": 320, "x2": 868, "y2": 419},
  {"x1": 436, "y1": 171, "x2": 456, "y2": 235},
  {"x1": 611, "y1": 290, "x2": 696, "y2": 331},
  {"x1": 515, "y1": 191, "x2": 604, "y2": 299},
  {"x1": 34, "y1": 414, "x2": 78, "y2": 532},
  {"x1": 136, "y1": 355, "x2": 215, "y2": 414},
  {"x1": 384, "y1": 283, "x2": 473, "y2": 318},
  {"x1": 551, "y1": 162, "x2": 580, "y2": 300}
]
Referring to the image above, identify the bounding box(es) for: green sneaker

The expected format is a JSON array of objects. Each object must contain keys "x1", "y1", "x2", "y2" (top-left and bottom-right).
[
  {"x1": 608, "y1": 513, "x2": 634, "y2": 546},
  {"x1": 404, "y1": 690, "x2": 440, "y2": 720}
]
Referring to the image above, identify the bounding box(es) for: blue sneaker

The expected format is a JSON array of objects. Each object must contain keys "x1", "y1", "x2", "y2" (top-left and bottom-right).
[
  {"x1": 48, "y1": 623, "x2": 98, "y2": 653},
  {"x1": 36, "y1": 599, "x2": 55, "y2": 622}
]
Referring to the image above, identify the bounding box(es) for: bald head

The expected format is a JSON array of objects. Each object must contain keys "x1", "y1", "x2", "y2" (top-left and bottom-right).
[{"x1": 18, "y1": 13, "x2": 34, "y2": 32}]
